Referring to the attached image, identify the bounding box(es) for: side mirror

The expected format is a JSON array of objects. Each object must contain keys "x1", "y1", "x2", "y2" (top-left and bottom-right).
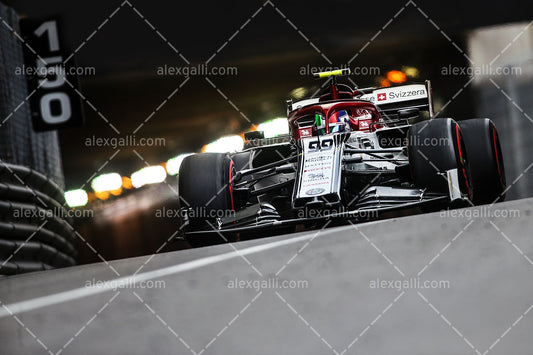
[
  {"x1": 244, "y1": 131, "x2": 264, "y2": 140},
  {"x1": 398, "y1": 108, "x2": 420, "y2": 120}
]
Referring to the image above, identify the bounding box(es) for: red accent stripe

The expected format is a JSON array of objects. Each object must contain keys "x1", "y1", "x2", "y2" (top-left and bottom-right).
[
  {"x1": 492, "y1": 126, "x2": 505, "y2": 189},
  {"x1": 455, "y1": 124, "x2": 471, "y2": 199},
  {"x1": 228, "y1": 160, "x2": 235, "y2": 210},
  {"x1": 456, "y1": 125, "x2": 464, "y2": 162}
]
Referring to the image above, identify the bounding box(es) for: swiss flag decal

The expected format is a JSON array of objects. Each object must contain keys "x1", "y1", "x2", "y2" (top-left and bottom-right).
[{"x1": 377, "y1": 93, "x2": 387, "y2": 101}]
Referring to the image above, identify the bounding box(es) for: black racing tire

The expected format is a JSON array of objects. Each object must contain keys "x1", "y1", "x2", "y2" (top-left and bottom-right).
[
  {"x1": 407, "y1": 118, "x2": 472, "y2": 200},
  {"x1": 458, "y1": 119, "x2": 506, "y2": 205},
  {"x1": 178, "y1": 153, "x2": 235, "y2": 247}
]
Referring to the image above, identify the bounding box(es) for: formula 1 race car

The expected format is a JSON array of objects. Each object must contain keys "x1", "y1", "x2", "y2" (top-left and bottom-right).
[{"x1": 178, "y1": 69, "x2": 506, "y2": 247}]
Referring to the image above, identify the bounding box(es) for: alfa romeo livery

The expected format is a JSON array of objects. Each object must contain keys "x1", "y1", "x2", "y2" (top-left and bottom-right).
[{"x1": 178, "y1": 69, "x2": 506, "y2": 247}]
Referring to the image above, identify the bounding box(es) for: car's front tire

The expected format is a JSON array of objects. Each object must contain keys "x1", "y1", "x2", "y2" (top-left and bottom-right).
[
  {"x1": 458, "y1": 118, "x2": 506, "y2": 205},
  {"x1": 178, "y1": 153, "x2": 235, "y2": 247},
  {"x1": 407, "y1": 118, "x2": 472, "y2": 201}
]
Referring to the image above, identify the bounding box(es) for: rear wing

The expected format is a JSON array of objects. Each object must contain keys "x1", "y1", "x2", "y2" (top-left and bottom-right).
[{"x1": 359, "y1": 80, "x2": 435, "y2": 118}]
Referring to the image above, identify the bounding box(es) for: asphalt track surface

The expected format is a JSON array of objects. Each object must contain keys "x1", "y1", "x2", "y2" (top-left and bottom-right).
[{"x1": 1, "y1": 198, "x2": 532, "y2": 354}]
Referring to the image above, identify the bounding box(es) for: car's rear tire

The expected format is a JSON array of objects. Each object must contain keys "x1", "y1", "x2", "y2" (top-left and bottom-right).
[
  {"x1": 407, "y1": 118, "x2": 472, "y2": 200},
  {"x1": 179, "y1": 153, "x2": 235, "y2": 247},
  {"x1": 458, "y1": 119, "x2": 506, "y2": 205}
]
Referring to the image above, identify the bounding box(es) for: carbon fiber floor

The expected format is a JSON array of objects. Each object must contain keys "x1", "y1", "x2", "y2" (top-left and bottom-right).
[{"x1": 1, "y1": 197, "x2": 532, "y2": 354}]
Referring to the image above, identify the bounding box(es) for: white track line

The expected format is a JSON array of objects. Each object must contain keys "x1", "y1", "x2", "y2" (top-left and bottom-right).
[{"x1": 0, "y1": 229, "x2": 338, "y2": 319}]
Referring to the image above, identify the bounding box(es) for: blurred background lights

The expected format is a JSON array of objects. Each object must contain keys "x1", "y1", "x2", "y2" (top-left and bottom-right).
[
  {"x1": 64, "y1": 189, "x2": 89, "y2": 208},
  {"x1": 257, "y1": 118, "x2": 289, "y2": 138},
  {"x1": 290, "y1": 87, "x2": 308, "y2": 99},
  {"x1": 402, "y1": 66, "x2": 420, "y2": 78},
  {"x1": 204, "y1": 135, "x2": 244, "y2": 153},
  {"x1": 131, "y1": 165, "x2": 167, "y2": 188},
  {"x1": 91, "y1": 173, "x2": 123, "y2": 193},
  {"x1": 386, "y1": 70, "x2": 407, "y2": 84},
  {"x1": 122, "y1": 176, "x2": 133, "y2": 189},
  {"x1": 166, "y1": 153, "x2": 194, "y2": 175}
]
